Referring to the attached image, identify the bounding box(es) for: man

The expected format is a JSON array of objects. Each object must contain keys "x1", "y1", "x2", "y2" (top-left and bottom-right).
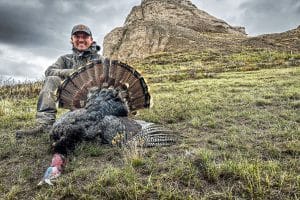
[{"x1": 16, "y1": 24, "x2": 104, "y2": 138}]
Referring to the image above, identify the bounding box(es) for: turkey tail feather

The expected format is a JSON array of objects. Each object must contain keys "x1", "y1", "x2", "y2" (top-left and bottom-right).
[{"x1": 57, "y1": 59, "x2": 151, "y2": 112}]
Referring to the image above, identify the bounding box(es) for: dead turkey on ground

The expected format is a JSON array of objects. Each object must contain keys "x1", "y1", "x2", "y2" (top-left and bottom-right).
[{"x1": 51, "y1": 59, "x2": 179, "y2": 155}]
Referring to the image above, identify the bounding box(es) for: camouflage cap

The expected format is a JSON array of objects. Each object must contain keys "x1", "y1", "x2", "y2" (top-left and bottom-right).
[{"x1": 71, "y1": 24, "x2": 92, "y2": 36}]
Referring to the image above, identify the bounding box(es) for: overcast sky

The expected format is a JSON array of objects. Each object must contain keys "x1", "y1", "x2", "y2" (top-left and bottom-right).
[{"x1": 0, "y1": 0, "x2": 299, "y2": 82}]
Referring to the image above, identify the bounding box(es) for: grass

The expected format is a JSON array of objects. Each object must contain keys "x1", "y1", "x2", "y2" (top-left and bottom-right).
[{"x1": 0, "y1": 50, "x2": 299, "y2": 199}]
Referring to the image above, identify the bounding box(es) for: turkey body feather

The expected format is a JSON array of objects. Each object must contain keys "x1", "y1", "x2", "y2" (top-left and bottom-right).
[{"x1": 51, "y1": 88, "x2": 177, "y2": 154}]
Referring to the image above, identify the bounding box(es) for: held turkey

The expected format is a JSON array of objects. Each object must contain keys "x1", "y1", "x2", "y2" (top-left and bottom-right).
[
  {"x1": 51, "y1": 59, "x2": 179, "y2": 155},
  {"x1": 39, "y1": 59, "x2": 179, "y2": 185}
]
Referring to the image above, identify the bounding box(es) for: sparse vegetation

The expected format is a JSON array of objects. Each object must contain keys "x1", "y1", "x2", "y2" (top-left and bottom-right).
[{"x1": 0, "y1": 50, "x2": 299, "y2": 199}]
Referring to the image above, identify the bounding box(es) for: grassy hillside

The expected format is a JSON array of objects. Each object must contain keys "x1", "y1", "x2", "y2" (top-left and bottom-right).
[{"x1": 0, "y1": 49, "x2": 299, "y2": 199}]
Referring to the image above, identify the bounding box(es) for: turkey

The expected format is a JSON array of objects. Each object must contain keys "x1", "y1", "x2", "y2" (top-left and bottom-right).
[
  {"x1": 51, "y1": 58, "x2": 178, "y2": 154},
  {"x1": 38, "y1": 59, "x2": 179, "y2": 185}
]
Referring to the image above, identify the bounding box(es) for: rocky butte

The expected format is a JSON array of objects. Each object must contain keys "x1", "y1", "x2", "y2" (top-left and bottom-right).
[
  {"x1": 103, "y1": 0, "x2": 300, "y2": 62},
  {"x1": 103, "y1": 0, "x2": 247, "y2": 61}
]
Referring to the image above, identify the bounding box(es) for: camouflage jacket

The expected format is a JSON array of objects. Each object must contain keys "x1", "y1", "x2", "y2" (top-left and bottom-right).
[{"x1": 45, "y1": 42, "x2": 104, "y2": 78}]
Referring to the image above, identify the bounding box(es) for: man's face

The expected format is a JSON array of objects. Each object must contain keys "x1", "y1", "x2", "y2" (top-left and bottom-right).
[{"x1": 71, "y1": 32, "x2": 93, "y2": 51}]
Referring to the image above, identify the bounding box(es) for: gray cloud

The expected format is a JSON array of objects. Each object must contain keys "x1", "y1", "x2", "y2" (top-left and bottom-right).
[
  {"x1": 239, "y1": 0, "x2": 300, "y2": 35},
  {"x1": 0, "y1": 1, "x2": 64, "y2": 47},
  {"x1": 192, "y1": 0, "x2": 299, "y2": 36},
  {"x1": 0, "y1": 0, "x2": 139, "y2": 75},
  {"x1": 0, "y1": 9, "x2": 46, "y2": 46},
  {"x1": 0, "y1": 59, "x2": 41, "y2": 77},
  {"x1": 0, "y1": 0, "x2": 138, "y2": 49}
]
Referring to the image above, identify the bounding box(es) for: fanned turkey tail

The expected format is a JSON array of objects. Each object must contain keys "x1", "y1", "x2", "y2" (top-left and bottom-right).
[{"x1": 57, "y1": 58, "x2": 151, "y2": 113}]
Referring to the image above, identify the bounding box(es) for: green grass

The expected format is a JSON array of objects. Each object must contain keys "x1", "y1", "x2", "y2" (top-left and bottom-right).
[
  {"x1": 0, "y1": 51, "x2": 299, "y2": 199},
  {"x1": 134, "y1": 49, "x2": 300, "y2": 83}
]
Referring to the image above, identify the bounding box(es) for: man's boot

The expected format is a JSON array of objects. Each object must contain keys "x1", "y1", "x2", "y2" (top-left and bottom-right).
[
  {"x1": 15, "y1": 113, "x2": 55, "y2": 139},
  {"x1": 16, "y1": 76, "x2": 60, "y2": 139},
  {"x1": 15, "y1": 123, "x2": 51, "y2": 139}
]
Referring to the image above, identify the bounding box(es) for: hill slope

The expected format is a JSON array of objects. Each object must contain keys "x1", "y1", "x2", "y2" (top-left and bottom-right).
[
  {"x1": 243, "y1": 25, "x2": 300, "y2": 52},
  {"x1": 0, "y1": 51, "x2": 299, "y2": 199}
]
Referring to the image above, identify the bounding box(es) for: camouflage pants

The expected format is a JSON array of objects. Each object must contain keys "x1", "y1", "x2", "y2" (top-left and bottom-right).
[{"x1": 36, "y1": 76, "x2": 62, "y2": 125}]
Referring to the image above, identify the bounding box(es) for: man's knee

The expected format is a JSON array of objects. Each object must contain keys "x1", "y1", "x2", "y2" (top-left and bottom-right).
[
  {"x1": 41, "y1": 76, "x2": 62, "y2": 92},
  {"x1": 45, "y1": 76, "x2": 62, "y2": 85}
]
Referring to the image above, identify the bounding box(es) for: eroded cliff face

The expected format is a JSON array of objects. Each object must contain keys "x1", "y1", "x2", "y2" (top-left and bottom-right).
[
  {"x1": 125, "y1": 0, "x2": 245, "y2": 34},
  {"x1": 103, "y1": 0, "x2": 247, "y2": 61}
]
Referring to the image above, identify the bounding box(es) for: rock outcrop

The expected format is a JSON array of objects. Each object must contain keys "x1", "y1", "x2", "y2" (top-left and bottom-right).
[{"x1": 103, "y1": 0, "x2": 247, "y2": 61}]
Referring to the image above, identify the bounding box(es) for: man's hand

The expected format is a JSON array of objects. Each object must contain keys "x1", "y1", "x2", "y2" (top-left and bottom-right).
[{"x1": 58, "y1": 69, "x2": 74, "y2": 79}]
